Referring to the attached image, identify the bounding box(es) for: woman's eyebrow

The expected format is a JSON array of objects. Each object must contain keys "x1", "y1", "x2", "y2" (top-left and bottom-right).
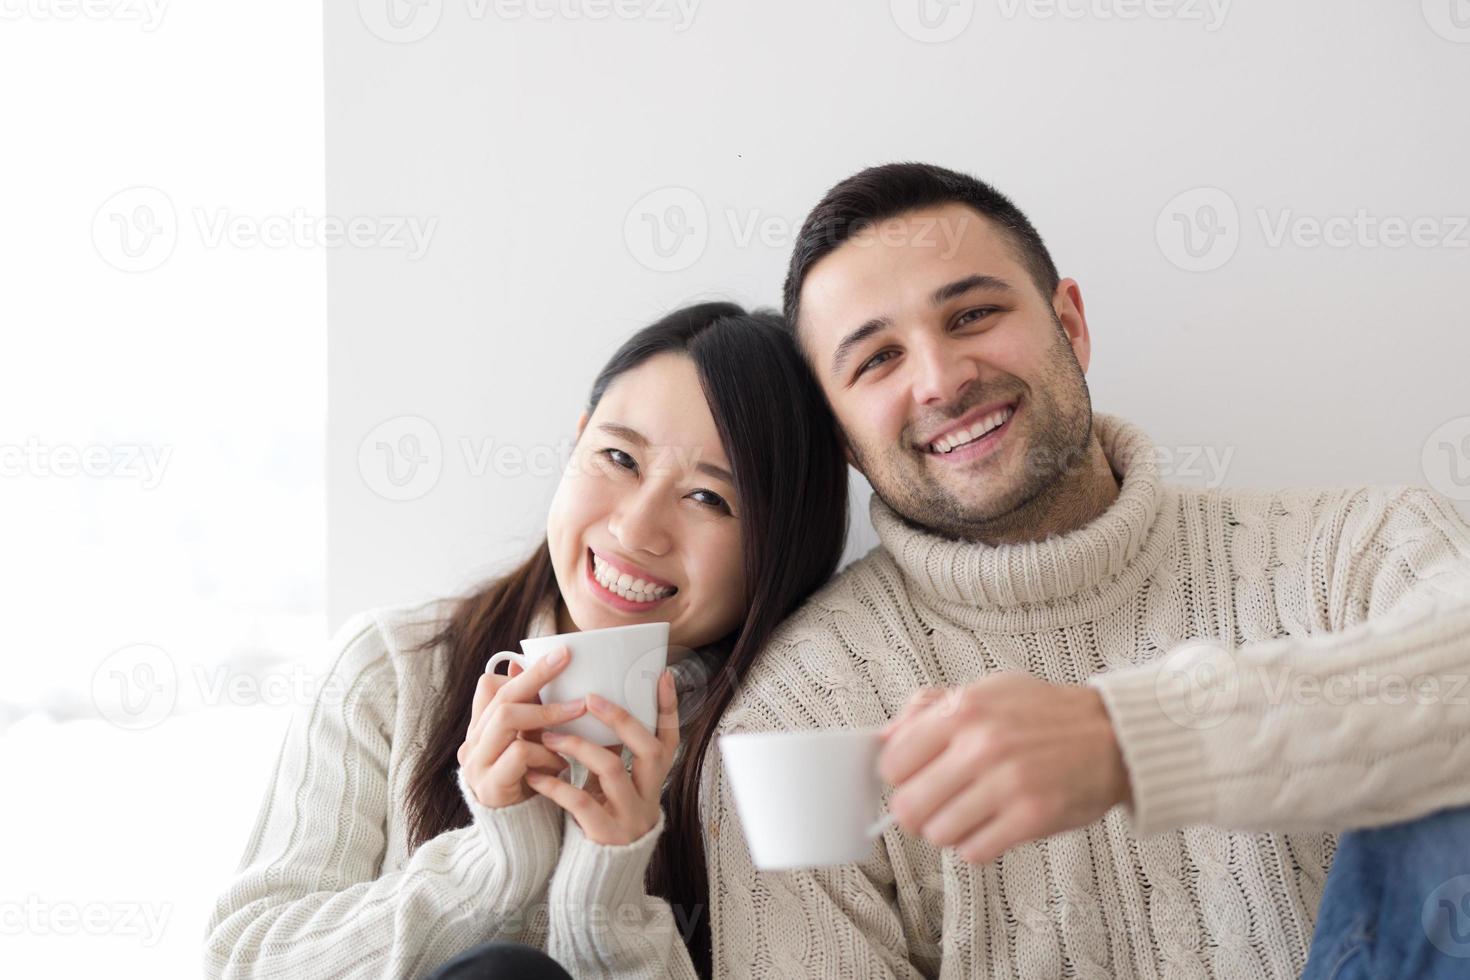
[
  {"x1": 694, "y1": 459, "x2": 735, "y2": 485},
  {"x1": 597, "y1": 421, "x2": 647, "y2": 446},
  {"x1": 597, "y1": 422, "x2": 735, "y2": 486}
]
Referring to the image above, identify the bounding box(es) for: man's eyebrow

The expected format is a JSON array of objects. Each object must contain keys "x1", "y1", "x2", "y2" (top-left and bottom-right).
[
  {"x1": 831, "y1": 317, "x2": 892, "y2": 378},
  {"x1": 930, "y1": 274, "x2": 1015, "y2": 306},
  {"x1": 596, "y1": 422, "x2": 735, "y2": 485}
]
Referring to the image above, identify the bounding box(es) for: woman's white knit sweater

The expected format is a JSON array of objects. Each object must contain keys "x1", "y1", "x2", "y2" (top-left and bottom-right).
[
  {"x1": 205, "y1": 412, "x2": 1470, "y2": 979},
  {"x1": 204, "y1": 598, "x2": 714, "y2": 979}
]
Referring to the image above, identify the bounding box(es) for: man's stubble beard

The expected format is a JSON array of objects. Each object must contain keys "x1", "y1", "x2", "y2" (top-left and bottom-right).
[{"x1": 849, "y1": 324, "x2": 1095, "y2": 543}]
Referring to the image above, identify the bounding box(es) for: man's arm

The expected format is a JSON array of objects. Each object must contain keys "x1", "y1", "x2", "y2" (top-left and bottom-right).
[{"x1": 1092, "y1": 486, "x2": 1470, "y2": 836}]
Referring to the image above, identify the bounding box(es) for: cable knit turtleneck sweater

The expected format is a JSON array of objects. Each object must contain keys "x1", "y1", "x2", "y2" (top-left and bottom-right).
[
  {"x1": 206, "y1": 413, "x2": 1470, "y2": 980},
  {"x1": 699, "y1": 412, "x2": 1470, "y2": 979}
]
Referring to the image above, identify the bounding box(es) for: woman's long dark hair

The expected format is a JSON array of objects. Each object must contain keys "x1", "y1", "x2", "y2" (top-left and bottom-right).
[{"x1": 402, "y1": 301, "x2": 849, "y2": 976}]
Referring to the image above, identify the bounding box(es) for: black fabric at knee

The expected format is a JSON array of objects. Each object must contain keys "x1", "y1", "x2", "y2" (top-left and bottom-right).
[{"x1": 422, "y1": 940, "x2": 575, "y2": 980}]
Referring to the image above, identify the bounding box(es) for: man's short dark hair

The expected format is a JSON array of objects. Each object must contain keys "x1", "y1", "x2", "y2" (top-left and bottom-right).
[{"x1": 782, "y1": 162, "x2": 1060, "y2": 342}]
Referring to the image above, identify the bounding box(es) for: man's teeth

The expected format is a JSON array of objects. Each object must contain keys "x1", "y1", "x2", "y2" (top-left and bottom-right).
[
  {"x1": 930, "y1": 406, "x2": 1013, "y2": 454},
  {"x1": 591, "y1": 554, "x2": 675, "y2": 602}
]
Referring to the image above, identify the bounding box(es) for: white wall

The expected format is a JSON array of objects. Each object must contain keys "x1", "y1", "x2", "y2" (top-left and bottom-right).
[{"x1": 327, "y1": 0, "x2": 1470, "y2": 629}]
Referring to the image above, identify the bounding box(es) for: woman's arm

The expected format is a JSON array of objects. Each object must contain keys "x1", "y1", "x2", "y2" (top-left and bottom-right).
[
  {"x1": 203, "y1": 611, "x2": 565, "y2": 980},
  {"x1": 542, "y1": 810, "x2": 700, "y2": 979}
]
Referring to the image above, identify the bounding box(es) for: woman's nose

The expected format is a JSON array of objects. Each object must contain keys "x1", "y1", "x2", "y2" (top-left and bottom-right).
[{"x1": 607, "y1": 489, "x2": 672, "y2": 556}]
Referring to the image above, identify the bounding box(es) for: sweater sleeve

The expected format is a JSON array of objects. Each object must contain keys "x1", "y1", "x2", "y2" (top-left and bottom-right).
[
  {"x1": 541, "y1": 809, "x2": 701, "y2": 979},
  {"x1": 1091, "y1": 486, "x2": 1470, "y2": 836},
  {"x1": 203, "y1": 611, "x2": 565, "y2": 980}
]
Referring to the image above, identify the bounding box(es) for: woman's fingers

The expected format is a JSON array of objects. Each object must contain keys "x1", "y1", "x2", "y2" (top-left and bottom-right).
[
  {"x1": 467, "y1": 652, "x2": 570, "y2": 743},
  {"x1": 495, "y1": 646, "x2": 571, "y2": 705},
  {"x1": 541, "y1": 731, "x2": 641, "y2": 812},
  {"x1": 466, "y1": 670, "x2": 509, "y2": 742},
  {"x1": 524, "y1": 772, "x2": 614, "y2": 838},
  {"x1": 484, "y1": 739, "x2": 568, "y2": 789},
  {"x1": 582, "y1": 671, "x2": 679, "y2": 800},
  {"x1": 468, "y1": 700, "x2": 587, "y2": 768},
  {"x1": 654, "y1": 670, "x2": 681, "y2": 755},
  {"x1": 583, "y1": 691, "x2": 662, "y2": 759}
]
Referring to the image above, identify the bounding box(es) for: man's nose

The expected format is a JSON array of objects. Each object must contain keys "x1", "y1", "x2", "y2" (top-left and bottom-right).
[{"x1": 910, "y1": 342, "x2": 979, "y2": 406}]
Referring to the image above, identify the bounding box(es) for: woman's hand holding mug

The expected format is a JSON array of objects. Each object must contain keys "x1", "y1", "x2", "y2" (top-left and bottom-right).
[
  {"x1": 525, "y1": 669, "x2": 681, "y2": 845},
  {"x1": 457, "y1": 646, "x2": 589, "y2": 809}
]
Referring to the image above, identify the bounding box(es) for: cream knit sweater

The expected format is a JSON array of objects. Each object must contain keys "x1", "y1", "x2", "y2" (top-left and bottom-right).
[
  {"x1": 205, "y1": 413, "x2": 1470, "y2": 979},
  {"x1": 701, "y1": 413, "x2": 1470, "y2": 979},
  {"x1": 204, "y1": 598, "x2": 714, "y2": 979}
]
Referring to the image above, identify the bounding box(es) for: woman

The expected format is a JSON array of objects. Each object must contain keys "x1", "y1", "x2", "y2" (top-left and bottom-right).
[{"x1": 204, "y1": 302, "x2": 849, "y2": 980}]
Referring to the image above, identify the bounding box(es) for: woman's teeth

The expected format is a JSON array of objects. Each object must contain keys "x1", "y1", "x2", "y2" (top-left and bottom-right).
[
  {"x1": 929, "y1": 406, "x2": 1014, "y2": 454},
  {"x1": 591, "y1": 553, "x2": 675, "y2": 602}
]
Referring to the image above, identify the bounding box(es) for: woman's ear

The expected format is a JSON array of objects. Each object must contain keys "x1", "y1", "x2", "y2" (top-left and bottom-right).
[{"x1": 574, "y1": 410, "x2": 589, "y2": 441}]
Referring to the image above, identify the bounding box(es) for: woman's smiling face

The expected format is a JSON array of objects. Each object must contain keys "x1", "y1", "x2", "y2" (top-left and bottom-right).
[{"x1": 545, "y1": 352, "x2": 747, "y2": 652}]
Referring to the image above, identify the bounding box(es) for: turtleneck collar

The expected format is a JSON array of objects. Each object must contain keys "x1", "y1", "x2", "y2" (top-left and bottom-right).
[{"x1": 868, "y1": 412, "x2": 1174, "y2": 625}]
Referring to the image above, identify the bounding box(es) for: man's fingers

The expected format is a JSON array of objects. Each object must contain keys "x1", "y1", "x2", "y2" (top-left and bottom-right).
[
  {"x1": 878, "y1": 703, "x2": 955, "y2": 787},
  {"x1": 956, "y1": 806, "x2": 1034, "y2": 865},
  {"x1": 880, "y1": 687, "x2": 948, "y2": 738},
  {"x1": 913, "y1": 768, "x2": 1005, "y2": 847},
  {"x1": 889, "y1": 745, "x2": 983, "y2": 836}
]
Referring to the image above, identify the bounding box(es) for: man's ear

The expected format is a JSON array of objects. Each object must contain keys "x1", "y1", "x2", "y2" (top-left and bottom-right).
[
  {"x1": 574, "y1": 410, "x2": 589, "y2": 442},
  {"x1": 1052, "y1": 277, "x2": 1092, "y2": 375}
]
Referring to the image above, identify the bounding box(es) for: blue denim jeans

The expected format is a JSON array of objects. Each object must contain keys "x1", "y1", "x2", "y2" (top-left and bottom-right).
[{"x1": 1302, "y1": 805, "x2": 1470, "y2": 979}]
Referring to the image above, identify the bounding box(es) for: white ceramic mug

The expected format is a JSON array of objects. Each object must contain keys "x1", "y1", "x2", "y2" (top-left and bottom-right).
[
  {"x1": 718, "y1": 729, "x2": 892, "y2": 871},
  {"x1": 484, "y1": 621, "x2": 669, "y2": 746}
]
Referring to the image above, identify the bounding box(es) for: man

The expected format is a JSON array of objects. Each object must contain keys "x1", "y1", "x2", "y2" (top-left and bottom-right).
[{"x1": 702, "y1": 162, "x2": 1470, "y2": 978}]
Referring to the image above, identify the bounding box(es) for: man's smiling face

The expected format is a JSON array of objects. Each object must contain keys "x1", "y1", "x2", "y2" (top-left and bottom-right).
[{"x1": 795, "y1": 202, "x2": 1097, "y2": 541}]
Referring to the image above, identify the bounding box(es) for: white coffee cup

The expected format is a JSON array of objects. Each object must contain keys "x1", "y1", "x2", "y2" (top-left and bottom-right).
[
  {"x1": 484, "y1": 621, "x2": 669, "y2": 746},
  {"x1": 719, "y1": 729, "x2": 893, "y2": 871}
]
